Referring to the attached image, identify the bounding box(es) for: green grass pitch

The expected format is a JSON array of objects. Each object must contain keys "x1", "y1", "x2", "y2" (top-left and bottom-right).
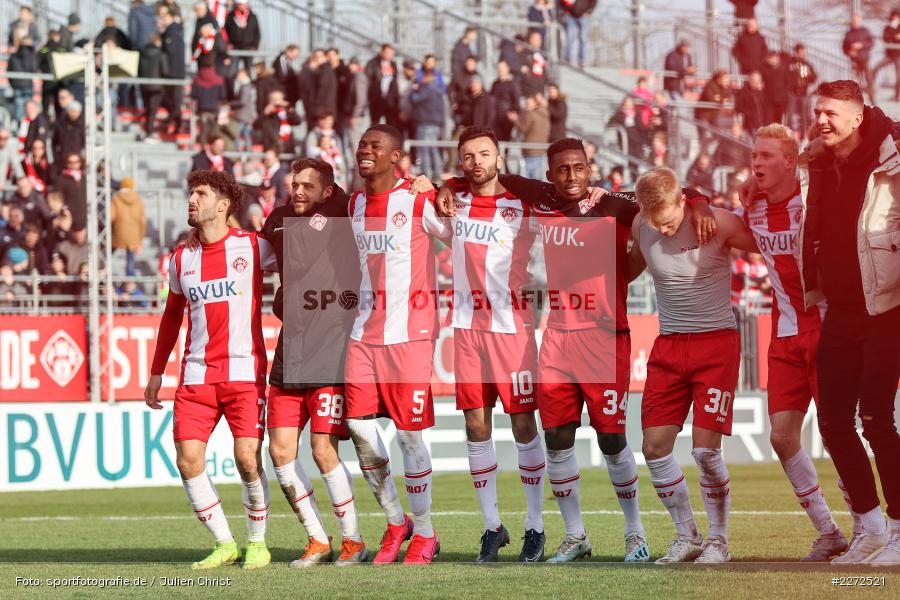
[{"x1": 1, "y1": 460, "x2": 897, "y2": 599}]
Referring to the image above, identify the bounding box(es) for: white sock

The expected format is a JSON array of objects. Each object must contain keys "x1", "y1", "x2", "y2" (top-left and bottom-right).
[
  {"x1": 516, "y1": 435, "x2": 546, "y2": 533},
  {"x1": 837, "y1": 478, "x2": 862, "y2": 538},
  {"x1": 241, "y1": 473, "x2": 270, "y2": 542},
  {"x1": 347, "y1": 418, "x2": 405, "y2": 526},
  {"x1": 692, "y1": 448, "x2": 731, "y2": 542},
  {"x1": 322, "y1": 462, "x2": 361, "y2": 541},
  {"x1": 781, "y1": 449, "x2": 839, "y2": 536},
  {"x1": 546, "y1": 447, "x2": 584, "y2": 538},
  {"x1": 398, "y1": 430, "x2": 434, "y2": 537},
  {"x1": 647, "y1": 453, "x2": 699, "y2": 541},
  {"x1": 274, "y1": 461, "x2": 329, "y2": 544},
  {"x1": 182, "y1": 473, "x2": 233, "y2": 543},
  {"x1": 859, "y1": 507, "x2": 887, "y2": 535},
  {"x1": 605, "y1": 446, "x2": 644, "y2": 537},
  {"x1": 467, "y1": 439, "x2": 501, "y2": 532}
]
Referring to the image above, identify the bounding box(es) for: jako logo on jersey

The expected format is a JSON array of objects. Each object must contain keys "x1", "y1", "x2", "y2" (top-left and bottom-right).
[
  {"x1": 40, "y1": 329, "x2": 84, "y2": 387},
  {"x1": 751, "y1": 219, "x2": 765, "y2": 226},
  {"x1": 187, "y1": 280, "x2": 240, "y2": 302},
  {"x1": 392, "y1": 211, "x2": 408, "y2": 228},
  {"x1": 356, "y1": 233, "x2": 397, "y2": 252},
  {"x1": 309, "y1": 213, "x2": 328, "y2": 231},
  {"x1": 501, "y1": 207, "x2": 520, "y2": 222},
  {"x1": 540, "y1": 225, "x2": 584, "y2": 247},
  {"x1": 578, "y1": 199, "x2": 592, "y2": 214},
  {"x1": 454, "y1": 220, "x2": 500, "y2": 243},
  {"x1": 680, "y1": 245, "x2": 699, "y2": 253},
  {"x1": 231, "y1": 256, "x2": 249, "y2": 272}
]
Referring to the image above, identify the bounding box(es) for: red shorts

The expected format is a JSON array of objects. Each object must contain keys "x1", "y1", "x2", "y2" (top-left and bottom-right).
[
  {"x1": 344, "y1": 338, "x2": 435, "y2": 431},
  {"x1": 454, "y1": 328, "x2": 538, "y2": 414},
  {"x1": 173, "y1": 381, "x2": 266, "y2": 443},
  {"x1": 642, "y1": 329, "x2": 740, "y2": 435},
  {"x1": 536, "y1": 328, "x2": 630, "y2": 433},
  {"x1": 767, "y1": 329, "x2": 820, "y2": 415},
  {"x1": 267, "y1": 385, "x2": 350, "y2": 439}
]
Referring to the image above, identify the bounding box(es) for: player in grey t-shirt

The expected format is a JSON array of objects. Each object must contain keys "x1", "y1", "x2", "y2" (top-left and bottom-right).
[{"x1": 627, "y1": 167, "x2": 757, "y2": 565}]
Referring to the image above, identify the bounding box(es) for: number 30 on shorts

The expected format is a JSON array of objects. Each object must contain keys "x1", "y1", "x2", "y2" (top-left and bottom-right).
[
  {"x1": 704, "y1": 387, "x2": 732, "y2": 417},
  {"x1": 316, "y1": 393, "x2": 344, "y2": 419}
]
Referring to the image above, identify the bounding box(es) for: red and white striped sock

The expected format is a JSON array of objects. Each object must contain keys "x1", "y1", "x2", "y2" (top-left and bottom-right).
[
  {"x1": 182, "y1": 473, "x2": 233, "y2": 543},
  {"x1": 693, "y1": 448, "x2": 731, "y2": 542},
  {"x1": 467, "y1": 439, "x2": 501, "y2": 532},
  {"x1": 605, "y1": 446, "x2": 644, "y2": 537},
  {"x1": 647, "y1": 453, "x2": 699, "y2": 541},
  {"x1": 322, "y1": 462, "x2": 361, "y2": 541},
  {"x1": 398, "y1": 430, "x2": 433, "y2": 537},
  {"x1": 516, "y1": 435, "x2": 546, "y2": 533},
  {"x1": 782, "y1": 449, "x2": 839, "y2": 536},
  {"x1": 547, "y1": 446, "x2": 584, "y2": 538},
  {"x1": 241, "y1": 472, "x2": 270, "y2": 542},
  {"x1": 274, "y1": 461, "x2": 329, "y2": 544}
]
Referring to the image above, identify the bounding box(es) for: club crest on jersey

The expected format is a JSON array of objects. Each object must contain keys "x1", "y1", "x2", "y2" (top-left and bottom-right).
[
  {"x1": 392, "y1": 211, "x2": 408, "y2": 228},
  {"x1": 231, "y1": 256, "x2": 249, "y2": 272},
  {"x1": 578, "y1": 199, "x2": 592, "y2": 214},
  {"x1": 309, "y1": 213, "x2": 328, "y2": 231},
  {"x1": 501, "y1": 207, "x2": 519, "y2": 222}
]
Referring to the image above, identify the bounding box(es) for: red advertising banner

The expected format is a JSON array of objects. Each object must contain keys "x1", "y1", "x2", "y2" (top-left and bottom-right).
[
  {"x1": 0, "y1": 315, "x2": 88, "y2": 402},
  {"x1": 0, "y1": 313, "x2": 665, "y2": 402}
]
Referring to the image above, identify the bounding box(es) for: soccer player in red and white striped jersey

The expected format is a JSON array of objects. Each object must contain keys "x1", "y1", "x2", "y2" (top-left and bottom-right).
[
  {"x1": 343, "y1": 125, "x2": 449, "y2": 565},
  {"x1": 737, "y1": 124, "x2": 849, "y2": 561},
  {"x1": 145, "y1": 170, "x2": 276, "y2": 570},
  {"x1": 444, "y1": 127, "x2": 545, "y2": 563}
]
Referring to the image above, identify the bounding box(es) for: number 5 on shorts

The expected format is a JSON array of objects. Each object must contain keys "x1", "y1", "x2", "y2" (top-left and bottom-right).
[{"x1": 412, "y1": 390, "x2": 425, "y2": 415}]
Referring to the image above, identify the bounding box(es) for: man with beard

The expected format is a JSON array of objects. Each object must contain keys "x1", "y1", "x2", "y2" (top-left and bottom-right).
[{"x1": 145, "y1": 170, "x2": 276, "y2": 570}]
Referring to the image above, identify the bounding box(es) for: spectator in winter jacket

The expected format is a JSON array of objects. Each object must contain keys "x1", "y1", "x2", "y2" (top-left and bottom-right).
[
  {"x1": 110, "y1": 177, "x2": 146, "y2": 276},
  {"x1": 694, "y1": 71, "x2": 732, "y2": 147},
  {"x1": 491, "y1": 60, "x2": 520, "y2": 141},
  {"x1": 842, "y1": 14, "x2": 876, "y2": 104},
  {"x1": 0, "y1": 130, "x2": 25, "y2": 186},
  {"x1": 191, "y1": 64, "x2": 227, "y2": 144},
  {"x1": 509, "y1": 94, "x2": 550, "y2": 179},
  {"x1": 305, "y1": 113, "x2": 339, "y2": 158},
  {"x1": 365, "y1": 44, "x2": 401, "y2": 129},
  {"x1": 712, "y1": 120, "x2": 751, "y2": 171},
  {"x1": 21, "y1": 138, "x2": 52, "y2": 194},
  {"x1": 787, "y1": 43, "x2": 817, "y2": 135},
  {"x1": 736, "y1": 70, "x2": 767, "y2": 134},
  {"x1": 686, "y1": 153, "x2": 715, "y2": 196},
  {"x1": 450, "y1": 57, "x2": 480, "y2": 128},
  {"x1": 128, "y1": 0, "x2": 158, "y2": 50},
  {"x1": 527, "y1": 0, "x2": 554, "y2": 46},
  {"x1": 8, "y1": 36, "x2": 37, "y2": 122},
  {"x1": 7, "y1": 6, "x2": 40, "y2": 48},
  {"x1": 192, "y1": 21, "x2": 229, "y2": 80},
  {"x1": 37, "y1": 29, "x2": 67, "y2": 117},
  {"x1": 233, "y1": 68, "x2": 257, "y2": 151},
  {"x1": 608, "y1": 96, "x2": 652, "y2": 160},
  {"x1": 255, "y1": 89, "x2": 302, "y2": 154},
  {"x1": 547, "y1": 83, "x2": 568, "y2": 142},
  {"x1": 308, "y1": 49, "x2": 338, "y2": 126},
  {"x1": 732, "y1": 18, "x2": 768, "y2": 75},
  {"x1": 225, "y1": 0, "x2": 261, "y2": 72},
  {"x1": 415, "y1": 54, "x2": 447, "y2": 93},
  {"x1": 191, "y1": 0, "x2": 220, "y2": 52},
  {"x1": 138, "y1": 33, "x2": 168, "y2": 137},
  {"x1": 20, "y1": 101, "x2": 52, "y2": 156},
  {"x1": 55, "y1": 154, "x2": 87, "y2": 231},
  {"x1": 874, "y1": 10, "x2": 900, "y2": 102},
  {"x1": 58, "y1": 13, "x2": 83, "y2": 52},
  {"x1": 409, "y1": 74, "x2": 446, "y2": 180},
  {"x1": 561, "y1": 0, "x2": 597, "y2": 67},
  {"x1": 728, "y1": 0, "x2": 758, "y2": 23},
  {"x1": 5, "y1": 176, "x2": 50, "y2": 230},
  {"x1": 452, "y1": 27, "x2": 478, "y2": 82},
  {"x1": 52, "y1": 102, "x2": 86, "y2": 165},
  {"x1": 663, "y1": 40, "x2": 697, "y2": 99},
  {"x1": 761, "y1": 51, "x2": 789, "y2": 124},
  {"x1": 190, "y1": 134, "x2": 235, "y2": 173},
  {"x1": 159, "y1": 7, "x2": 186, "y2": 133},
  {"x1": 272, "y1": 44, "x2": 301, "y2": 107},
  {"x1": 465, "y1": 76, "x2": 496, "y2": 130},
  {"x1": 95, "y1": 16, "x2": 133, "y2": 50},
  {"x1": 328, "y1": 48, "x2": 354, "y2": 146},
  {"x1": 522, "y1": 31, "x2": 549, "y2": 97}
]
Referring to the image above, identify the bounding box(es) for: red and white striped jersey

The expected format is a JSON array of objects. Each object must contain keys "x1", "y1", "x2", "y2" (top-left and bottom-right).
[
  {"x1": 738, "y1": 188, "x2": 825, "y2": 337},
  {"x1": 348, "y1": 180, "x2": 450, "y2": 346},
  {"x1": 168, "y1": 228, "x2": 277, "y2": 384},
  {"x1": 449, "y1": 190, "x2": 535, "y2": 333}
]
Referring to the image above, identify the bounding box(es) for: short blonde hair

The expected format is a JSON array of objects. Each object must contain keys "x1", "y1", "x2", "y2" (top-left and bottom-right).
[
  {"x1": 755, "y1": 123, "x2": 799, "y2": 160},
  {"x1": 635, "y1": 167, "x2": 681, "y2": 215}
]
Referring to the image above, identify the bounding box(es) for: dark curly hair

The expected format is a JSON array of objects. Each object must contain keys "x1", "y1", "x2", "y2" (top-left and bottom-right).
[
  {"x1": 187, "y1": 170, "x2": 243, "y2": 218},
  {"x1": 290, "y1": 157, "x2": 335, "y2": 188}
]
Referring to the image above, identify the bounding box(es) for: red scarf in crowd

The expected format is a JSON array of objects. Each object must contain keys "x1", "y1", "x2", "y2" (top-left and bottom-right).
[
  {"x1": 17, "y1": 116, "x2": 32, "y2": 154},
  {"x1": 277, "y1": 110, "x2": 291, "y2": 141},
  {"x1": 206, "y1": 150, "x2": 224, "y2": 171},
  {"x1": 63, "y1": 168, "x2": 82, "y2": 182},
  {"x1": 23, "y1": 155, "x2": 48, "y2": 192},
  {"x1": 233, "y1": 6, "x2": 249, "y2": 28}
]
